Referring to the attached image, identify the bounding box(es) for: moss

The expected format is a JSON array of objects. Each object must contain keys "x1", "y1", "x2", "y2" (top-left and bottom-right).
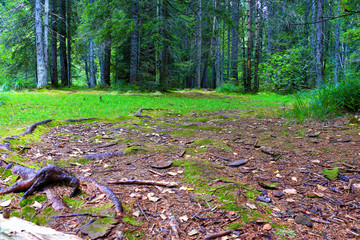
[
  {"x1": 20, "y1": 206, "x2": 36, "y2": 221},
  {"x1": 19, "y1": 198, "x2": 35, "y2": 207},
  {"x1": 10, "y1": 210, "x2": 21, "y2": 218},
  {"x1": 63, "y1": 195, "x2": 84, "y2": 209},
  {"x1": 124, "y1": 230, "x2": 145, "y2": 240},
  {"x1": 124, "y1": 146, "x2": 149, "y2": 155},
  {"x1": 179, "y1": 124, "x2": 222, "y2": 131},
  {"x1": 123, "y1": 216, "x2": 143, "y2": 226},
  {"x1": 171, "y1": 130, "x2": 196, "y2": 137}
]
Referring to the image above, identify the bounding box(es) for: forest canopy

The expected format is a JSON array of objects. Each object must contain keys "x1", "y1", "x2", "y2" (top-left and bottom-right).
[{"x1": 0, "y1": 0, "x2": 359, "y2": 93}]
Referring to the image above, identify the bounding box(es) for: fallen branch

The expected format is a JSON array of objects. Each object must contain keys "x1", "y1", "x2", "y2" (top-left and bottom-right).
[
  {"x1": 43, "y1": 187, "x2": 68, "y2": 211},
  {"x1": 79, "y1": 176, "x2": 123, "y2": 215},
  {"x1": 204, "y1": 229, "x2": 234, "y2": 240},
  {"x1": 107, "y1": 178, "x2": 178, "y2": 187},
  {"x1": 82, "y1": 151, "x2": 125, "y2": 160}
]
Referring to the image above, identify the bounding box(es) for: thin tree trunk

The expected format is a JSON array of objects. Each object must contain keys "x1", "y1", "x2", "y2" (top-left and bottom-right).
[
  {"x1": 155, "y1": 0, "x2": 161, "y2": 86},
  {"x1": 195, "y1": 0, "x2": 202, "y2": 89},
  {"x1": 88, "y1": 0, "x2": 96, "y2": 88},
  {"x1": 315, "y1": 0, "x2": 324, "y2": 87},
  {"x1": 160, "y1": 0, "x2": 168, "y2": 90},
  {"x1": 253, "y1": 0, "x2": 263, "y2": 93},
  {"x1": 309, "y1": 0, "x2": 316, "y2": 87},
  {"x1": 245, "y1": 0, "x2": 253, "y2": 92},
  {"x1": 214, "y1": 0, "x2": 221, "y2": 88},
  {"x1": 50, "y1": 0, "x2": 58, "y2": 87},
  {"x1": 103, "y1": 38, "x2": 111, "y2": 86},
  {"x1": 334, "y1": 0, "x2": 340, "y2": 84},
  {"x1": 44, "y1": 0, "x2": 49, "y2": 83},
  {"x1": 66, "y1": 0, "x2": 71, "y2": 87},
  {"x1": 35, "y1": 0, "x2": 47, "y2": 87},
  {"x1": 231, "y1": 0, "x2": 239, "y2": 84},
  {"x1": 130, "y1": 0, "x2": 138, "y2": 85},
  {"x1": 59, "y1": 0, "x2": 68, "y2": 86},
  {"x1": 267, "y1": 0, "x2": 273, "y2": 55}
]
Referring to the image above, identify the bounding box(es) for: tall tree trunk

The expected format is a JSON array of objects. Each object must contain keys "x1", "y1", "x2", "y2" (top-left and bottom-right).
[
  {"x1": 315, "y1": 0, "x2": 324, "y2": 87},
  {"x1": 88, "y1": 0, "x2": 96, "y2": 88},
  {"x1": 214, "y1": 0, "x2": 221, "y2": 88},
  {"x1": 50, "y1": 0, "x2": 58, "y2": 87},
  {"x1": 59, "y1": 0, "x2": 68, "y2": 86},
  {"x1": 253, "y1": 0, "x2": 263, "y2": 93},
  {"x1": 35, "y1": 0, "x2": 47, "y2": 87},
  {"x1": 267, "y1": 0, "x2": 273, "y2": 55},
  {"x1": 195, "y1": 0, "x2": 202, "y2": 89},
  {"x1": 155, "y1": 0, "x2": 161, "y2": 86},
  {"x1": 66, "y1": 0, "x2": 71, "y2": 87},
  {"x1": 309, "y1": 0, "x2": 316, "y2": 87},
  {"x1": 334, "y1": 0, "x2": 340, "y2": 84},
  {"x1": 231, "y1": 0, "x2": 239, "y2": 84},
  {"x1": 245, "y1": 0, "x2": 253, "y2": 92},
  {"x1": 103, "y1": 38, "x2": 111, "y2": 86},
  {"x1": 44, "y1": 0, "x2": 49, "y2": 83},
  {"x1": 160, "y1": 0, "x2": 168, "y2": 90},
  {"x1": 129, "y1": 0, "x2": 139, "y2": 85}
]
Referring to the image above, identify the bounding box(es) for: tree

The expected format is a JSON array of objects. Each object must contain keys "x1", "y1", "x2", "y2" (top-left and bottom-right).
[
  {"x1": 59, "y1": 0, "x2": 68, "y2": 86},
  {"x1": 315, "y1": 0, "x2": 324, "y2": 87},
  {"x1": 129, "y1": 0, "x2": 139, "y2": 85},
  {"x1": 50, "y1": 0, "x2": 58, "y2": 87},
  {"x1": 35, "y1": 0, "x2": 48, "y2": 87},
  {"x1": 195, "y1": 0, "x2": 202, "y2": 89},
  {"x1": 230, "y1": 0, "x2": 239, "y2": 84}
]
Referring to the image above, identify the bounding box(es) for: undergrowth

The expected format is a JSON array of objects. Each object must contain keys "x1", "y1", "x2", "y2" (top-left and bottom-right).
[{"x1": 289, "y1": 79, "x2": 360, "y2": 121}]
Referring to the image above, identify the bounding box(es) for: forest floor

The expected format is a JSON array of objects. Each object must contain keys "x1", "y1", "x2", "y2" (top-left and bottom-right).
[{"x1": 0, "y1": 95, "x2": 359, "y2": 239}]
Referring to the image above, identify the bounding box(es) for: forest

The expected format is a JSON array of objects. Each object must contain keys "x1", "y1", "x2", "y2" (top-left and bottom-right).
[
  {"x1": 0, "y1": 0, "x2": 359, "y2": 93},
  {"x1": 0, "y1": 1, "x2": 360, "y2": 240}
]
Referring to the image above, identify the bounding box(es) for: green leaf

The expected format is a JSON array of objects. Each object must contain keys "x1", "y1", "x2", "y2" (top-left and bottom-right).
[{"x1": 321, "y1": 168, "x2": 339, "y2": 180}]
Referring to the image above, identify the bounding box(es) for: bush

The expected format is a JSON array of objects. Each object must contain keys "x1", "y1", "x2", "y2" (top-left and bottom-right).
[
  {"x1": 290, "y1": 79, "x2": 360, "y2": 121},
  {"x1": 216, "y1": 82, "x2": 244, "y2": 93},
  {"x1": 260, "y1": 48, "x2": 309, "y2": 93}
]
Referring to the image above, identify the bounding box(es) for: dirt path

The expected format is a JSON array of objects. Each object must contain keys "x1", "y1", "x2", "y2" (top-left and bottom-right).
[{"x1": 0, "y1": 110, "x2": 359, "y2": 239}]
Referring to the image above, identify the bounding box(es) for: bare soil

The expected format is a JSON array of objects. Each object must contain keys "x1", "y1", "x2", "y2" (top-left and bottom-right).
[{"x1": 1, "y1": 110, "x2": 360, "y2": 239}]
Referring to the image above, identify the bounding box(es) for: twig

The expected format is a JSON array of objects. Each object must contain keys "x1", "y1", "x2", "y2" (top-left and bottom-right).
[
  {"x1": 75, "y1": 217, "x2": 98, "y2": 234},
  {"x1": 82, "y1": 151, "x2": 125, "y2": 160},
  {"x1": 210, "y1": 154, "x2": 231, "y2": 162},
  {"x1": 137, "y1": 202, "x2": 149, "y2": 222},
  {"x1": 204, "y1": 229, "x2": 234, "y2": 240},
  {"x1": 108, "y1": 178, "x2": 178, "y2": 187},
  {"x1": 148, "y1": 169, "x2": 164, "y2": 176},
  {"x1": 30, "y1": 199, "x2": 48, "y2": 222},
  {"x1": 134, "y1": 108, "x2": 153, "y2": 118},
  {"x1": 53, "y1": 213, "x2": 93, "y2": 218}
]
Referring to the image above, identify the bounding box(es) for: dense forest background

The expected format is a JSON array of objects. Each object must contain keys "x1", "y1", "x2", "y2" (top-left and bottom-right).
[{"x1": 0, "y1": 0, "x2": 359, "y2": 93}]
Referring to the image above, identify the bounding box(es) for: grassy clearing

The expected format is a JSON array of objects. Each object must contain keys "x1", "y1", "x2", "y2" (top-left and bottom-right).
[{"x1": 0, "y1": 90, "x2": 293, "y2": 133}]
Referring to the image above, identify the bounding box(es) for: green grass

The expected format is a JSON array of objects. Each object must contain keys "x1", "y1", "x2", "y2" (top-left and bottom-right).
[{"x1": 0, "y1": 90, "x2": 293, "y2": 133}]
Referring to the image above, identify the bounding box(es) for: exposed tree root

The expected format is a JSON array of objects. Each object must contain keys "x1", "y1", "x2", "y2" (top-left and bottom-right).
[
  {"x1": 0, "y1": 164, "x2": 79, "y2": 201},
  {"x1": 0, "y1": 143, "x2": 14, "y2": 152},
  {"x1": 204, "y1": 229, "x2": 234, "y2": 240},
  {"x1": 107, "y1": 178, "x2": 179, "y2": 187},
  {"x1": 134, "y1": 108, "x2": 153, "y2": 118},
  {"x1": 82, "y1": 151, "x2": 125, "y2": 160},
  {"x1": 20, "y1": 118, "x2": 98, "y2": 136},
  {"x1": 0, "y1": 163, "x2": 123, "y2": 217},
  {"x1": 79, "y1": 176, "x2": 123, "y2": 215}
]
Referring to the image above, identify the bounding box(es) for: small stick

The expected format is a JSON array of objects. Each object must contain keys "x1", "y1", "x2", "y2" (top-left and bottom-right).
[
  {"x1": 53, "y1": 213, "x2": 93, "y2": 218},
  {"x1": 167, "y1": 206, "x2": 180, "y2": 239},
  {"x1": 137, "y1": 202, "x2": 149, "y2": 222},
  {"x1": 75, "y1": 217, "x2": 98, "y2": 234},
  {"x1": 108, "y1": 179, "x2": 178, "y2": 187},
  {"x1": 148, "y1": 169, "x2": 164, "y2": 176},
  {"x1": 204, "y1": 230, "x2": 234, "y2": 240},
  {"x1": 210, "y1": 154, "x2": 231, "y2": 162},
  {"x1": 30, "y1": 199, "x2": 48, "y2": 222}
]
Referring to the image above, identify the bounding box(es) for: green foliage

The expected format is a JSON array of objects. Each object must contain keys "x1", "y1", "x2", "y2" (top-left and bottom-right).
[
  {"x1": 216, "y1": 82, "x2": 244, "y2": 93},
  {"x1": 260, "y1": 48, "x2": 309, "y2": 93},
  {"x1": 321, "y1": 168, "x2": 339, "y2": 180},
  {"x1": 290, "y1": 79, "x2": 360, "y2": 121}
]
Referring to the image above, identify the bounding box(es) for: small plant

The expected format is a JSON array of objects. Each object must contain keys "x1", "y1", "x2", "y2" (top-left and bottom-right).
[{"x1": 216, "y1": 82, "x2": 244, "y2": 94}]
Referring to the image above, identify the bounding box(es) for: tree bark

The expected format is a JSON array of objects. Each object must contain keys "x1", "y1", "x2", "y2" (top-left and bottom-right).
[
  {"x1": 253, "y1": 0, "x2": 263, "y2": 93},
  {"x1": 315, "y1": 0, "x2": 324, "y2": 87},
  {"x1": 334, "y1": 0, "x2": 340, "y2": 84},
  {"x1": 66, "y1": 0, "x2": 72, "y2": 87},
  {"x1": 267, "y1": 0, "x2": 273, "y2": 55},
  {"x1": 245, "y1": 0, "x2": 253, "y2": 92},
  {"x1": 88, "y1": 0, "x2": 96, "y2": 88},
  {"x1": 195, "y1": 0, "x2": 202, "y2": 89},
  {"x1": 160, "y1": 0, "x2": 169, "y2": 90},
  {"x1": 231, "y1": 0, "x2": 239, "y2": 84},
  {"x1": 103, "y1": 38, "x2": 111, "y2": 86},
  {"x1": 214, "y1": 0, "x2": 221, "y2": 88},
  {"x1": 59, "y1": 0, "x2": 68, "y2": 86},
  {"x1": 35, "y1": 0, "x2": 47, "y2": 87},
  {"x1": 129, "y1": 0, "x2": 139, "y2": 85},
  {"x1": 50, "y1": 0, "x2": 58, "y2": 87},
  {"x1": 309, "y1": 0, "x2": 316, "y2": 87}
]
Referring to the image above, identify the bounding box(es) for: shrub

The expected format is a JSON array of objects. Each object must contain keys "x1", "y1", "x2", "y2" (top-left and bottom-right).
[{"x1": 216, "y1": 82, "x2": 244, "y2": 93}]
